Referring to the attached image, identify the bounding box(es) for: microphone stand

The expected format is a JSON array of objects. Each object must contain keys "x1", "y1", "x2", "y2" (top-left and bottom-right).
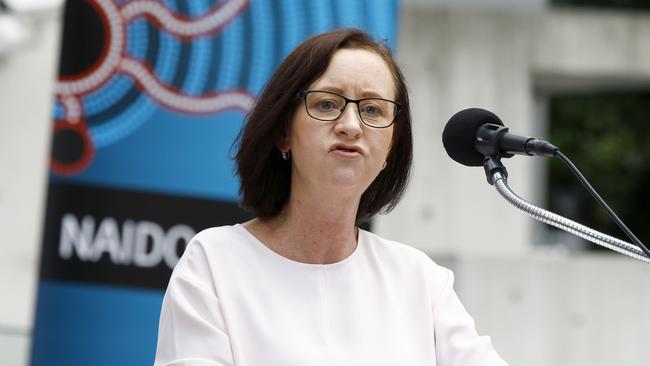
[{"x1": 482, "y1": 156, "x2": 650, "y2": 264}]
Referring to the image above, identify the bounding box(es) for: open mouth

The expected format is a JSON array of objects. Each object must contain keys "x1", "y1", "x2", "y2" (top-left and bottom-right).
[
  {"x1": 331, "y1": 145, "x2": 363, "y2": 158},
  {"x1": 331, "y1": 144, "x2": 362, "y2": 155}
]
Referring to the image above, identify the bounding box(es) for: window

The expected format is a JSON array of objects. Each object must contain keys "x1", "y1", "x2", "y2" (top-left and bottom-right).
[{"x1": 547, "y1": 92, "x2": 650, "y2": 249}]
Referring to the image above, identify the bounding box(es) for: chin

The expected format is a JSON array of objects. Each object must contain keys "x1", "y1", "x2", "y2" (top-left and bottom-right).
[{"x1": 327, "y1": 172, "x2": 370, "y2": 191}]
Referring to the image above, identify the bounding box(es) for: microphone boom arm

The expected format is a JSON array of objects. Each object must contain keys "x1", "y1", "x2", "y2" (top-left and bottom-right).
[{"x1": 484, "y1": 158, "x2": 650, "y2": 264}]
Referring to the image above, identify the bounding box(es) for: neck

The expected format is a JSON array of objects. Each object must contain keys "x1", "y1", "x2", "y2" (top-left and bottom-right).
[{"x1": 251, "y1": 183, "x2": 361, "y2": 264}]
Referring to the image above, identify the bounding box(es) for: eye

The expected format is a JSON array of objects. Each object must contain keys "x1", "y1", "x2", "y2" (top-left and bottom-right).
[
  {"x1": 361, "y1": 103, "x2": 383, "y2": 116},
  {"x1": 317, "y1": 100, "x2": 338, "y2": 111}
]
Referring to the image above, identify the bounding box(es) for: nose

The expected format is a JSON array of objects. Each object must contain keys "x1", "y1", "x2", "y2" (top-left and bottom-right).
[{"x1": 334, "y1": 103, "x2": 363, "y2": 138}]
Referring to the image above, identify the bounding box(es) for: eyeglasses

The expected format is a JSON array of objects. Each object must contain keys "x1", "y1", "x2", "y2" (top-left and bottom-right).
[{"x1": 298, "y1": 90, "x2": 400, "y2": 128}]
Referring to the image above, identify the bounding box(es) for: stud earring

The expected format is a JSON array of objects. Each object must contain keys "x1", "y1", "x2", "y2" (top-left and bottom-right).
[{"x1": 282, "y1": 150, "x2": 290, "y2": 160}]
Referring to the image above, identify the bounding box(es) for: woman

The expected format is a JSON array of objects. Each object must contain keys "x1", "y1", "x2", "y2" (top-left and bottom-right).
[{"x1": 154, "y1": 29, "x2": 508, "y2": 366}]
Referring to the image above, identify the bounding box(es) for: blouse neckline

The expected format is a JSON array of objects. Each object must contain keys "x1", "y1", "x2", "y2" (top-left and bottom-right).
[{"x1": 234, "y1": 223, "x2": 364, "y2": 270}]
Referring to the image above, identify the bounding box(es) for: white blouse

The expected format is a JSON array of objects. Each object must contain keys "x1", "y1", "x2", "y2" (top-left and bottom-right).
[{"x1": 154, "y1": 224, "x2": 508, "y2": 366}]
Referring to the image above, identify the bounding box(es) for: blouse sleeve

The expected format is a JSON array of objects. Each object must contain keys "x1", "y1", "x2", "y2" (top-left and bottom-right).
[
  {"x1": 432, "y1": 269, "x2": 508, "y2": 366},
  {"x1": 154, "y1": 241, "x2": 234, "y2": 366}
]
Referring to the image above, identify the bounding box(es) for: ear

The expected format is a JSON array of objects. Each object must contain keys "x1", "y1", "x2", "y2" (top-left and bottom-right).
[{"x1": 276, "y1": 133, "x2": 290, "y2": 152}]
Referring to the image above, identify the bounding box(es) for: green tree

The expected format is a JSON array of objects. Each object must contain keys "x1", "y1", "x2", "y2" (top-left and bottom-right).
[
  {"x1": 548, "y1": 92, "x2": 650, "y2": 249},
  {"x1": 552, "y1": 0, "x2": 650, "y2": 10}
]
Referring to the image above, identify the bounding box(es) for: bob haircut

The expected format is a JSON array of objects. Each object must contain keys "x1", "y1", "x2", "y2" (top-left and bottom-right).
[{"x1": 234, "y1": 28, "x2": 412, "y2": 222}]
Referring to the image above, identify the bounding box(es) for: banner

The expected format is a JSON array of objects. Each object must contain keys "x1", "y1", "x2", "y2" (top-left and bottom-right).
[{"x1": 31, "y1": 0, "x2": 398, "y2": 364}]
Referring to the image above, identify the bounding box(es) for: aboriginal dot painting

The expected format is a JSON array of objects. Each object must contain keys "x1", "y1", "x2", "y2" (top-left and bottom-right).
[
  {"x1": 48, "y1": 0, "x2": 398, "y2": 200},
  {"x1": 32, "y1": 1, "x2": 398, "y2": 365}
]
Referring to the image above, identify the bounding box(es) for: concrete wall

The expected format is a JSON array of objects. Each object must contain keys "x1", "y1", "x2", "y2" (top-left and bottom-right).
[
  {"x1": 377, "y1": 7, "x2": 539, "y2": 256},
  {"x1": 375, "y1": 5, "x2": 650, "y2": 365},
  {"x1": 0, "y1": 9, "x2": 60, "y2": 366},
  {"x1": 457, "y1": 253, "x2": 650, "y2": 366},
  {"x1": 1, "y1": 3, "x2": 649, "y2": 366}
]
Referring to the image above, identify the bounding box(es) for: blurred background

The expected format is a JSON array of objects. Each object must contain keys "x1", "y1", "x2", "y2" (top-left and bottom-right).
[{"x1": 1, "y1": 0, "x2": 649, "y2": 365}]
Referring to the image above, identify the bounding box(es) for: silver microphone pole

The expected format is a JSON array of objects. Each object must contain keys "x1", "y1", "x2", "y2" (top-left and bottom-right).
[{"x1": 483, "y1": 157, "x2": 650, "y2": 264}]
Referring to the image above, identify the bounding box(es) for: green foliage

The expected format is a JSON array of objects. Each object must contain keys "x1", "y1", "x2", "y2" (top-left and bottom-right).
[
  {"x1": 552, "y1": 0, "x2": 650, "y2": 10},
  {"x1": 548, "y1": 92, "x2": 650, "y2": 249}
]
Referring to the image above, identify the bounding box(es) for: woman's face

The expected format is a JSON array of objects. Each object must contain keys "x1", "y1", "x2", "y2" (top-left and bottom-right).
[{"x1": 284, "y1": 48, "x2": 396, "y2": 198}]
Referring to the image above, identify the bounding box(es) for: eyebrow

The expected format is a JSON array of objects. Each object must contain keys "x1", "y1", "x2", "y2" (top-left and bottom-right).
[{"x1": 315, "y1": 85, "x2": 387, "y2": 99}]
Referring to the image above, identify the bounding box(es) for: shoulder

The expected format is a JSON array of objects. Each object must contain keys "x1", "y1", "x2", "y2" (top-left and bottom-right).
[
  {"x1": 191, "y1": 225, "x2": 241, "y2": 244},
  {"x1": 360, "y1": 229, "x2": 451, "y2": 280},
  {"x1": 360, "y1": 229, "x2": 453, "y2": 303},
  {"x1": 170, "y1": 225, "x2": 246, "y2": 284},
  {"x1": 179, "y1": 225, "x2": 239, "y2": 262}
]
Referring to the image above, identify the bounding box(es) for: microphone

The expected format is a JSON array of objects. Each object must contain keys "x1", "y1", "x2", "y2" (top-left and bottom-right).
[
  {"x1": 442, "y1": 108, "x2": 558, "y2": 167},
  {"x1": 440, "y1": 108, "x2": 650, "y2": 262}
]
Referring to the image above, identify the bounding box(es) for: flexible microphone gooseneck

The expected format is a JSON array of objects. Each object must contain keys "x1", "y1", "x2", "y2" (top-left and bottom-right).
[{"x1": 442, "y1": 108, "x2": 650, "y2": 263}]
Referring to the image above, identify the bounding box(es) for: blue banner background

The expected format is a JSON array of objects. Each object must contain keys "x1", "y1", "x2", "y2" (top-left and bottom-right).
[{"x1": 32, "y1": 0, "x2": 398, "y2": 364}]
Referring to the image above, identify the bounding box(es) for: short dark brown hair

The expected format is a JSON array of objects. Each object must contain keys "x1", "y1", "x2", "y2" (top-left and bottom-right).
[{"x1": 234, "y1": 28, "x2": 412, "y2": 222}]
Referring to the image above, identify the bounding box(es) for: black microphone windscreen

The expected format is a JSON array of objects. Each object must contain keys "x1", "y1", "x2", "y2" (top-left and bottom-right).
[{"x1": 442, "y1": 108, "x2": 504, "y2": 166}]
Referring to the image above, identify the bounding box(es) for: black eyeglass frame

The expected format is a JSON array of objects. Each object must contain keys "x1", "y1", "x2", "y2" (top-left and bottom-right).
[{"x1": 298, "y1": 90, "x2": 401, "y2": 129}]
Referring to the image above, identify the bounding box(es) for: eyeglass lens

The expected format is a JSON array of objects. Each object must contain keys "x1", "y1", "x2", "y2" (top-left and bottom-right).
[{"x1": 304, "y1": 91, "x2": 397, "y2": 127}]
